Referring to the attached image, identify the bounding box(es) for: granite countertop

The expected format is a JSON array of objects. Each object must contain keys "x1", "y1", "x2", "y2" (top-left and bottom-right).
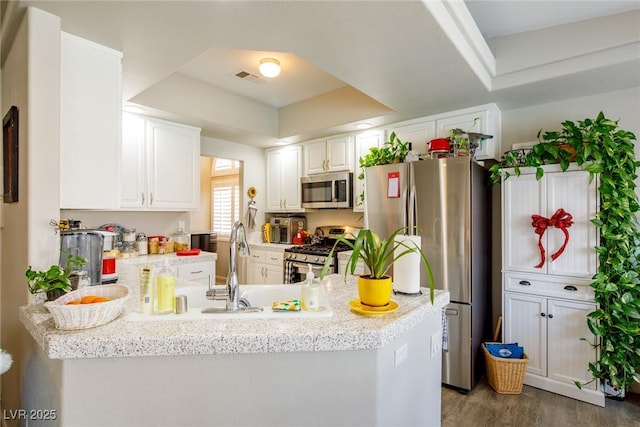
[{"x1": 20, "y1": 273, "x2": 449, "y2": 360}]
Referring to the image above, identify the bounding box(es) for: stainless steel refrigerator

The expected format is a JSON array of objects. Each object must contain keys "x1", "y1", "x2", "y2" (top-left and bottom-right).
[{"x1": 364, "y1": 157, "x2": 491, "y2": 391}]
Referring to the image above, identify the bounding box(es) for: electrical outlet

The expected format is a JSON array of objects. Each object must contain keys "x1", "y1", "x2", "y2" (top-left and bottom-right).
[
  {"x1": 430, "y1": 331, "x2": 442, "y2": 358},
  {"x1": 394, "y1": 343, "x2": 409, "y2": 367},
  {"x1": 178, "y1": 221, "x2": 185, "y2": 232}
]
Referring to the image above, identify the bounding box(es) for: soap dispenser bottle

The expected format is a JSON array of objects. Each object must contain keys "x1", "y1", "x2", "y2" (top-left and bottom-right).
[
  {"x1": 156, "y1": 259, "x2": 176, "y2": 314},
  {"x1": 301, "y1": 264, "x2": 320, "y2": 312}
]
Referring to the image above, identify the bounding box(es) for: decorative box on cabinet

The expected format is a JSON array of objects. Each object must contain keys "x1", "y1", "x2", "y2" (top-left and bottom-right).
[
  {"x1": 304, "y1": 136, "x2": 353, "y2": 175},
  {"x1": 60, "y1": 32, "x2": 122, "y2": 209},
  {"x1": 353, "y1": 130, "x2": 384, "y2": 212},
  {"x1": 247, "y1": 248, "x2": 284, "y2": 284},
  {"x1": 501, "y1": 164, "x2": 604, "y2": 407},
  {"x1": 120, "y1": 113, "x2": 201, "y2": 210},
  {"x1": 266, "y1": 146, "x2": 303, "y2": 212}
]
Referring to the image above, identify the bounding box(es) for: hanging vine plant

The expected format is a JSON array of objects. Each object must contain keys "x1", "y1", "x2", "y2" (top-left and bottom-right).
[{"x1": 490, "y1": 112, "x2": 640, "y2": 396}]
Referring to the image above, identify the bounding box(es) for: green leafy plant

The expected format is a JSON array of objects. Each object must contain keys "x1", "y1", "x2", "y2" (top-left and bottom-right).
[
  {"x1": 320, "y1": 227, "x2": 435, "y2": 302},
  {"x1": 490, "y1": 112, "x2": 640, "y2": 395},
  {"x1": 357, "y1": 131, "x2": 410, "y2": 203},
  {"x1": 26, "y1": 250, "x2": 88, "y2": 298}
]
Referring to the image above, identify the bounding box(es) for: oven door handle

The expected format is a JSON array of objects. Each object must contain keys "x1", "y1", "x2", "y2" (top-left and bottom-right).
[{"x1": 288, "y1": 261, "x2": 328, "y2": 269}]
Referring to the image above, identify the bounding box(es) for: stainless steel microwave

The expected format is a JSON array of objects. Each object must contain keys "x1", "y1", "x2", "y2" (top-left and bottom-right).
[{"x1": 301, "y1": 171, "x2": 353, "y2": 209}]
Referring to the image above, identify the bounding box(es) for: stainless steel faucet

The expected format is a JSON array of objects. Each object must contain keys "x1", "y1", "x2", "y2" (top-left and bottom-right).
[{"x1": 206, "y1": 221, "x2": 249, "y2": 311}]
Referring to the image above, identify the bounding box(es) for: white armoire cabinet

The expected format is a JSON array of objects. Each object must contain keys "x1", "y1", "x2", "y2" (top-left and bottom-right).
[
  {"x1": 60, "y1": 32, "x2": 122, "y2": 209},
  {"x1": 266, "y1": 145, "x2": 303, "y2": 212},
  {"x1": 120, "y1": 113, "x2": 201, "y2": 210},
  {"x1": 501, "y1": 164, "x2": 604, "y2": 406}
]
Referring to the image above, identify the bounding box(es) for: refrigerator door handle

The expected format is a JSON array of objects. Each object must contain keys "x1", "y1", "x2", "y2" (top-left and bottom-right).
[
  {"x1": 408, "y1": 184, "x2": 417, "y2": 233},
  {"x1": 401, "y1": 185, "x2": 409, "y2": 229},
  {"x1": 445, "y1": 308, "x2": 459, "y2": 316}
]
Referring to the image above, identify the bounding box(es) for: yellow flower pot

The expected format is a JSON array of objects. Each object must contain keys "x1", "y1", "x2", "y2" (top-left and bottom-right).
[{"x1": 358, "y1": 275, "x2": 393, "y2": 307}]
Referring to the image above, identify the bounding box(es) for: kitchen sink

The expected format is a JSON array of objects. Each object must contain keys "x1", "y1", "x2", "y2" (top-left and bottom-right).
[{"x1": 125, "y1": 284, "x2": 333, "y2": 321}]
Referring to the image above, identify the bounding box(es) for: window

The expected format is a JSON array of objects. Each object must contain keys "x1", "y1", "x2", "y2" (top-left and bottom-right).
[{"x1": 211, "y1": 158, "x2": 241, "y2": 236}]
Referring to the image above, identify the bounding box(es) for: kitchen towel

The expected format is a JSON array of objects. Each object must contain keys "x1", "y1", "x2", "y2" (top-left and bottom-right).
[{"x1": 392, "y1": 235, "x2": 422, "y2": 294}]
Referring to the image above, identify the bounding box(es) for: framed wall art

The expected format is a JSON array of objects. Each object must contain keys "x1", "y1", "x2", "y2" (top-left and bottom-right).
[{"x1": 3, "y1": 105, "x2": 19, "y2": 203}]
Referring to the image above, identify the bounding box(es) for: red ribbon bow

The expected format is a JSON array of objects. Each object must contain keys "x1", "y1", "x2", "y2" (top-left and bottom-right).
[{"x1": 531, "y1": 208, "x2": 573, "y2": 268}]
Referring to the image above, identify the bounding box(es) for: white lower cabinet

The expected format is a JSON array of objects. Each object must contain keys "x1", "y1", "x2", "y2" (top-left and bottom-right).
[
  {"x1": 177, "y1": 261, "x2": 215, "y2": 286},
  {"x1": 247, "y1": 249, "x2": 284, "y2": 284},
  {"x1": 504, "y1": 291, "x2": 603, "y2": 405}
]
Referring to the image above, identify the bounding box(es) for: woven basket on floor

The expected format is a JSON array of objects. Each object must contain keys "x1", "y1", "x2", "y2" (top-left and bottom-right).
[
  {"x1": 44, "y1": 284, "x2": 130, "y2": 330},
  {"x1": 482, "y1": 342, "x2": 528, "y2": 395}
]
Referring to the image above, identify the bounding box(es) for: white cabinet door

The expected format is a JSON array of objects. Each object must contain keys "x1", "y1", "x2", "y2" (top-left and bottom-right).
[
  {"x1": 503, "y1": 167, "x2": 597, "y2": 278},
  {"x1": 504, "y1": 292, "x2": 546, "y2": 377},
  {"x1": 60, "y1": 32, "x2": 122, "y2": 209},
  {"x1": 147, "y1": 119, "x2": 200, "y2": 210},
  {"x1": 502, "y1": 172, "x2": 546, "y2": 273},
  {"x1": 545, "y1": 171, "x2": 598, "y2": 278},
  {"x1": 353, "y1": 131, "x2": 384, "y2": 212},
  {"x1": 392, "y1": 120, "x2": 436, "y2": 156},
  {"x1": 264, "y1": 264, "x2": 283, "y2": 284},
  {"x1": 326, "y1": 136, "x2": 353, "y2": 172},
  {"x1": 266, "y1": 146, "x2": 302, "y2": 212},
  {"x1": 120, "y1": 113, "x2": 147, "y2": 208},
  {"x1": 120, "y1": 114, "x2": 200, "y2": 210},
  {"x1": 547, "y1": 299, "x2": 598, "y2": 390},
  {"x1": 247, "y1": 250, "x2": 266, "y2": 284},
  {"x1": 305, "y1": 141, "x2": 327, "y2": 175}
]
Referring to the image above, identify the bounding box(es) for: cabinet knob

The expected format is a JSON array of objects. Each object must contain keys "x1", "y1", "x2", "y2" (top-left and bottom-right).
[
  {"x1": 519, "y1": 280, "x2": 531, "y2": 286},
  {"x1": 150, "y1": 192, "x2": 154, "y2": 206},
  {"x1": 548, "y1": 314, "x2": 554, "y2": 319},
  {"x1": 541, "y1": 313, "x2": 546, "y2": 317},
  {"x1": 141, "y1": 192, "x2": 145, "y2": 206},
  {"x1": 564, "y1": 285, "x2": 578, "y2": 291}
]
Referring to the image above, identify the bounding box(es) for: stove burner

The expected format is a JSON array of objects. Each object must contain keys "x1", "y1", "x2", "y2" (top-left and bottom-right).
[{"x1": 286, "y1": 241, "x2": 351, "y2": 256}]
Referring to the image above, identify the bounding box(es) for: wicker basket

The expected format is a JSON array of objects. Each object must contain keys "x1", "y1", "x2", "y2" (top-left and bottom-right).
[
  {"x1": 482, "y1": 342, "x2": 529, "y2": 395},
  {"x1": 44, "y1": 284, "x2": 130, "y2": 330}
]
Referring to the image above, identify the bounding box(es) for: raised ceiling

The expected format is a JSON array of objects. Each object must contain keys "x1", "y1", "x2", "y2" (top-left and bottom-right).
[{"x1": 2, "y1": 0, "x2": 639, "y2": 148}]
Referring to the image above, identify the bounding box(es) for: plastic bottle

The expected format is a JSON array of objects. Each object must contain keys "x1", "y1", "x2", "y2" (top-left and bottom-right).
[
  {"x1": 301, "y1": 264, "x2": 320, "y2": 312},
  {"x1": 156, "y1": 259, "x2": 175, "y2": 314},
  {"x1": 139, "y1": 265, "x2": 154, "y2": 314}
]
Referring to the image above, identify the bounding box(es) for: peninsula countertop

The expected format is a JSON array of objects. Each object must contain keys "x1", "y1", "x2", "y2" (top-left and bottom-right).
[{"x1": 20, "y1": 274, "x2": 449, "y2": 360}]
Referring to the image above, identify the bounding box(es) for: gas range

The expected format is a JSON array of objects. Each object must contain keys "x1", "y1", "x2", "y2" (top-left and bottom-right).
[{"x1": 284, "y1": 225, "x2": 360, "y2": 264}]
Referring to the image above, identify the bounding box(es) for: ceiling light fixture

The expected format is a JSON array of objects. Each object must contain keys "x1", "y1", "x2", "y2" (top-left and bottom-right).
[
  {"x1": 356, "y1": 122, "x2": 373, "y2": 130},
  {"x1": 259, "y1": 58, "x2": 281, "y2": 78}
]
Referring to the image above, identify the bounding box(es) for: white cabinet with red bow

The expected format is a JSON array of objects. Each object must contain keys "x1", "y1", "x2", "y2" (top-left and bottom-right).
[{"x1": 501, "y1": 164, "x2": 604, "y2": 406}]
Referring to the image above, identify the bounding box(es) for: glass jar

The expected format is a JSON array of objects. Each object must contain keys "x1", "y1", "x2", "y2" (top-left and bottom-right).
[
  {"x1": 172, "y1": 231, "x2": 190, "y2": 252},
  {"x1": 136, "y1": 233, "x2": 148, "y2": 255}
]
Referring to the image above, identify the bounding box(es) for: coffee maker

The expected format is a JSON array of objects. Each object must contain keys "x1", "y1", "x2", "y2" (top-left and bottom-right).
[{"x1": 59, "y1": 230, "x2": 104, "y2": 286}]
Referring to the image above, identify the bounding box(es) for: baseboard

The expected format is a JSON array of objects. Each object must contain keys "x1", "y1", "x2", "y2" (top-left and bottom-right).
[{"x1": 525, "y1": 373, "x2": 605, "y2": 407}]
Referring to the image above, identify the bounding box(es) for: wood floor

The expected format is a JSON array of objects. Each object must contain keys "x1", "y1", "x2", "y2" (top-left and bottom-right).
[{"x1": 441, "y1": 378, "x2": 640, "y2": 427}]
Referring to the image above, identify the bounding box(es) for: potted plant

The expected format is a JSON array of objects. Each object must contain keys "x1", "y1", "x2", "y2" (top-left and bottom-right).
[
  {"x1": 357, "y1": 131, "x2": 411, "y2": 204},
  {"x1": 489, "y1": 112, "x2": 640, "y2": 397},
  {"x1": 26, "y1": 251, "x2": 88, "y2": 301},
  {"x1": 320, "y1": 227, "x2": 435, "y2": 305}
]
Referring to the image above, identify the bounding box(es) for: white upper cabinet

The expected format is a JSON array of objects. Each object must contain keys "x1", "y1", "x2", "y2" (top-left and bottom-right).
[
  {"x1": 434, "y1": 103, "x2": 501, "y2": 160},
  {"x1": 120, "y1": 113, "x2": 201, "y2": 210},
  {"x1": 391, "y1": 121, "x2": 436, "y2": 156},
  {"x1": 266, "y1": 145, "x2": 303, "y2": 212},
  {"x1": 353, "y1": 130, "x2": 384, "y2": 212},
  {"x1": 60, "y1": 32, "x2": 122, "y2": 209},
  {"x1": 304, "y1": 136, "x2": 353, "y2": 175}
]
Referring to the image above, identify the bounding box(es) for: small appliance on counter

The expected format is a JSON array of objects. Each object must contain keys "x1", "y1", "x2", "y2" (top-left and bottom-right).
[
  {"x1": 191, "y1": 232, "x2": 218, "y2": 253},
  {"x1": 270, "y1": 216, "x2": 306, "y2": 244},
  {"x1": 95, "y1": 230, "x2": 119, "y2": 283},
  {"x1": 59, "y1": 230, "x2": 104, "y2": 286}
]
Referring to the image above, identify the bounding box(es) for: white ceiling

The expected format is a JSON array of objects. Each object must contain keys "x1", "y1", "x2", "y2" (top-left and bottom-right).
[{"x1": 2, "y1": 1, "x2": 639, "y2": 148}]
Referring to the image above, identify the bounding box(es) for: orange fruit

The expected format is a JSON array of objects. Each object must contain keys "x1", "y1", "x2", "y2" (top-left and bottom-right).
[
  {"x1": 66, "y1": 300, "x2": 80, "y2": 305},
  {"x1": 80, "y1": 295, "x2": 99, "y2": 304},
  {"x1": 92, "y1": 297, "x2": 110, "y2": 303}
]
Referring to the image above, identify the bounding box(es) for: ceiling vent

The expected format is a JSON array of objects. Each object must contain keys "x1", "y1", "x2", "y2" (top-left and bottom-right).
[{"x1": 234, "y1": 70, "x2": 266, "y2": 84}]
